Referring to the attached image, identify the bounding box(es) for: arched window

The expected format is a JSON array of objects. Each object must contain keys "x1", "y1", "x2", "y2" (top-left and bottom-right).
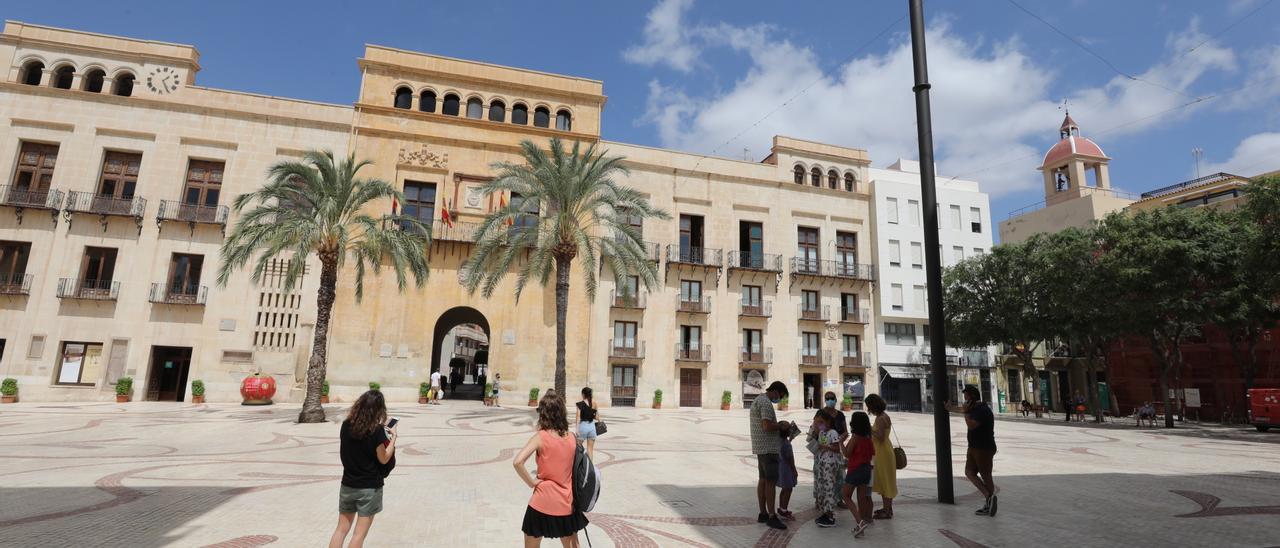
[
  {"x1": 393, "y1": 86, "x2": 412, "y2": 109},
  {"x1": 83, "y1": 69, "x2": 105, "y2": 93},
  {"x1": 844, "y1": 173, "x2": 855, "y2": 192},
  {"x1": 113, "y1": 72, "x2": 135, "y2": 97},
  {"x1": 555, "y1": 109, "x2": 572, "y2": 131},
  {"x1": 533, "y1": 106, "x2": 550, "y2": 128},
  {"x1": 442, "y1": 93, "x2": 460, "y2": 116},
  {"x1": 466, "y1": 98, "x2": 483, "y2": 119},
  {"x1": 419, "y1": 90, "x2": 436, "y2": 113},
  {"x1": 827, "y1": 169, "x2": 838, "y2": 189},
  {"x1": 52, "y1": 66, "x2": 74, "y2": 89},
  {"x1": 810, "y1": 167, "x2": 822, "y2": 187},
  {"x1": 20, "y1": 61, "x2": 44, "y2": 86},
  {"x1": 488, "y1": 100, "x2": 506, "y2": 122},
  {"x1": 511, "y1": 103, "x2": 529, "y2": 125},
  {"x1": 793, "y1": 165, "x2": 805, "y2": 184}
]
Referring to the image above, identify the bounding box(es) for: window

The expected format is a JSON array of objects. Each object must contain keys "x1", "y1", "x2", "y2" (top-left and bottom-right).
[
  {"x1": 910, "y1": 242, "x2": 923, "y2": 269},
  {"x1": 511, "y1": 103, "x2": 528, "y2": 125},
  {"x1": 509, "y1": 191, "x2": 539, "y2": 230},
  {"x1": 52, "y1": 65, "x2": 74, "y2": 89},
  {"x1": 488, "y1": 100, "x2": 506, "y2": 122},
  {"x1": 810, "y1": 167, "x2": 821, "y2": 187},
  {"x1": 680, "y1": 325, "x2": 702, "y2": 351},
  {"x1": 419, "y1": 90, "x2": 436, "y2": 113},
  {"x1": 888, "y1": 240, "x2": 901, "y2": 267},
  {"x1": 442, "y1": 94, "x2": 460, "y2": 116},
  {"x1": 742, "y1": 285, "x2": 762, "y2": 307},
  {"x1": 167, "y1": 253, "x2": 204, "y2": 298},
  {"x1": 886, "y1": 197, "x2": 899, "y2": 224},
  {"x1": 844, "y1": 172, "x2": 855, "y2": 192},
  {"x1": 0, "y1": 241, "x2": 31, "y2": 290},
  {"x1": 841, "y1": 292, "x2": 858, "y2": 321},
  {"x1": 801, "y1": 290, "x2": 819, "y2": 314},
  {"x1": 923, "y1": 324, "x2": 931, "y2": 346},
  {"x1": 802, "y1": 332, "x2": 820, "y2": 357},
  {"x1": 393, "y1": 87, "x2": 412, "y2": 109},
  {"x1": 20, "y1": 60, "x2": 43, "y2": 86},
  {"x1": 891, "y1": 283, "x2": 903, "y2": 311},
  {"x1": 885, "y1": 322, "x2": 916, "y2": 346},
  {"x1": 680, "y1": 279, "x2": 702, "y2": 303},
  {"x1": 82, "y1": 69, "x2": 105, "y2": 93},
  {"x1": 400, "y1": 181, "x2": 436, "y2": 234},
  {"x1": 615, "y1": 208, "x2": 643, "y2": 245},
  {"x1": 613, "y1": 321, "x2": 637, "y2": 350},
  {"x1": 78, "y1": 246, "x2": 118, "y2": 295},
  {"x1": 55, "y1": 342, "x2": 104, "y2": 385},
  {"x1": 793, "y1": 165, "x2": 804, "y2": 184},
  {"x1": 970, "y1": 207, "x2": 982, "y2": 233},
  {"x1": 836, "y1": 231, "x2": 856, "y2": 275},
  {"x1": 466, "y1": 97, "x2": 483, "y2": 119},
  {"x1": 907, "y1": 200, "x2": 920, "y2": 226},
  {"x1": 10, "y1": 142, "x2": 58, "y2": 205},
  {"x1": 973, "y1": 248, "x2": 985, "y2": 257},
  {"x1": 555, "y1": 109, "x2": 572, "y2": 131},
  {"x1": 182, "y1": 159, "x2": 223, "y2": 213},
  {"x1": 913, "y1": 285, "x2": 926, "y2": 312},
  {"x1": 797, "y1": 227, "x2": 819, "y2": 271},
  {"x1": 842, "y1": 334, "x2": 860, "y2": 357},
  {"x1": 738, "y1": 221, "x2": 763, "y2": 267},
  {"x1": 827, "y1": 169, "x2": 838, "y2": 189},
  {"x1": 949, "y1": 205, "x2": 962, "y2": 230},
  {"x1": 611, "y1": 365, "x2": 637, "y2": 406},
  {"x1": 533, "y1": 106, "x2": 551, "y2": 128},
  {"x1": 953, "y1": 246, "x2": 965, "y2": 263},
  {"x1": 743, "y1": 329, "x2": 763, "y2": 354},
  {"x1": 678, "y1": 214, "x2": 704, "y2": 261},
  {"x1": 618, "y1": 275, "x2": 639, "y2": 299},
  {"x1": 96, "y1": 152, "x2": 141, "y2": 214},
  {"x1": 113, "y1": 72, "x2": 135, "y2": 97}
]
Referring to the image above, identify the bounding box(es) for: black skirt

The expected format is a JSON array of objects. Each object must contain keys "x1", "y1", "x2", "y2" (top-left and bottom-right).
[{"x1": 522, "y1": 506, "x2": 589, "y2": 539}]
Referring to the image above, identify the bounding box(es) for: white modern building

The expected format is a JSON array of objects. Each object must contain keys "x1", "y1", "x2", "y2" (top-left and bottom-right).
[{"x1": 868, "y1": 160, "x2": 996, "y2": 412}]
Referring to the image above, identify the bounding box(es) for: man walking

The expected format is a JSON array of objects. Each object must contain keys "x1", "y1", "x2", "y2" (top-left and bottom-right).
[
  {"x1": 947, "y1": 385, "x2": 998, "y2": 516},
  {"x1": 749, "y1": 381, "x2": 789, "y2": 530},
  {"x1": 430, "y1": 369, "x2": 442, "y2": 405}
]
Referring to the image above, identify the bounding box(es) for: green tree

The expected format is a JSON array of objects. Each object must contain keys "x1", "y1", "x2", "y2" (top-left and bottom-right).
[
  {"x1": 218, "y1": 150, "x2": 430, "y2": 423},
  {"x1": 462, "y1": 138, "x2": 669, "y2": 397},
  {"x1": 1219, "y1": 176, "x2": 1280, "y2": 396},
  {"x1": 945, "y1": 236, "x2": 1053, "y2": 403}
]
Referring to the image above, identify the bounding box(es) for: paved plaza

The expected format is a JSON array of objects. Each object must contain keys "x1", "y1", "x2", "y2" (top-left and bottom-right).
[{"x1": 0, "y1": 400, "x2": 1278, "y2": 547}]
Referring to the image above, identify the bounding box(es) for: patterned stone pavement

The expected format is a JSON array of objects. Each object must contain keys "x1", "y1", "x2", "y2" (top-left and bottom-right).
[{"x1": 1, "y1": 400, "x2": 1278, "y2": 547}]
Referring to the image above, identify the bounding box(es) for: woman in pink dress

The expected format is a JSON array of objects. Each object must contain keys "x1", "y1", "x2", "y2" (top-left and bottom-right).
[{"x1": 513, "y1": 392, "x2": 588, "y2": 546}]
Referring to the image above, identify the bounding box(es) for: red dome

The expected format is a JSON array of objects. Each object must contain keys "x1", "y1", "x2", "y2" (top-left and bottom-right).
[{"x1": 1042, "y1": 136, "x2": 1107, "y2": 167}]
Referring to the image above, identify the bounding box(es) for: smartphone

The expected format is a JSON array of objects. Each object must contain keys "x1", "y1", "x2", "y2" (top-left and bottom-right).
[
  {"x1": 384, "y1": 417, "x2": 399, "y2": 447},
  {"x1": 387, "y1": 417, "x2": 399, "y2": 429}
]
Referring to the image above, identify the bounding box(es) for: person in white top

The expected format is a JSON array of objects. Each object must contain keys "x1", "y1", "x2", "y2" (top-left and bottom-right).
[{"x1": 430, "y1": 370, "x2": 442, "y2": 405}]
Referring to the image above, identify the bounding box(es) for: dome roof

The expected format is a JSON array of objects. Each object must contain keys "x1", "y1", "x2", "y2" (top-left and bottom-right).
[{"x1": 1042, "y1": 135, "x2": 1107, "y2": 167}]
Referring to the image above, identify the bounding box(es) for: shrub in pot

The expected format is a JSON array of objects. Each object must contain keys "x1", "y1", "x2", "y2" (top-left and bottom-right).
[
  {"x1": 1, "y1": 378, "x2": 17, "y2": 404},
  {"x1": 721, "y1": 390, "x2": 732, "y2": 411},
  {"x1": 841, "y1": 394, "x2": 854, "y2": 411},
  {"x1": 653, "y1": 389, "x2": 663, "y2": 409},
  {"x1": 321, "y1": 380, "x2": 330, "y2": 404},
  {"x1": 115, "y1": 377, "x2": 133, "y2": 403},
  {"x1": 190, "y1": 380, "x2": 206, "y2": 404},
  {"x1": 484, "y1": 382, "x2": 494, "y2": 406},
  {"x1": 528, "y1": 387, "x2": 540, "y2": 406},
  {"x1": 368, "y1": 381, "x2": 381, "y2": 391},
  {"x1": 419, "y1": 382, "x2": 431, "y2": 404}
]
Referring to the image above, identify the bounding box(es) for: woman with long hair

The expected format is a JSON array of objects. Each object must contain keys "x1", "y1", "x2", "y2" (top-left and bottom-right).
[
  {"x1": 865, "y1": 393, "x2": 898, "y2": 519},
  {"x1": 576, "y1": 387, "x2": 598, "y2": 461},
  {"x1": 329, "y1": 390, "x2": 397, "y2": 548},
  {"x1": 513, "y1": 393, "x2": 588, "y2": 547}
]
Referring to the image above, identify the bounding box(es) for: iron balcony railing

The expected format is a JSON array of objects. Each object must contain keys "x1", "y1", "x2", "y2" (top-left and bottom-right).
[
  {"x1": 678, "y1": 296, "x2": 711, "y2": 314},
  {"x1": 666, "y1": 245, "x2": 723, "y2": 267},
  {"x1": 157, "y1": 200, "x2": 229, "y2": 225},
  {"x1": 739, "y1": 347, "x2": 773, "y2": 365},
  {"x1": 56, "y1": 278, "x2": 119, "y2": 301},
  {"x1": 609, "y1": 239, "x2": 662, "y2": 262},
  {"x1": 65, "y1": 191, "x2": 146, "y2": 218},
  {"x1": 610, "y1": 290, "x2": 646, "y2": 309},
  {"x1": 0, "y1": 185, "x2": 64, "y2": 209},
  {"x1": 675, "y1": 343, "x2": 711, "y2": 362},
  {"x1": 789, "y1": 258, "x2": 876, "y2": 281},
  {"x1": 842, "y1": 351, "x2": 872, "y2": 368},
  {"x1": 727, "y1": 250, "x2": 783, "y2": 271},
  {"x1": 838, "y1": 308, "x2": 870, "y2": 324},
  {"x1": 0, "y1": 273, "x2": 33, "y2": 295},
  {"x1": 799, "y1": 349, "x2": 832, "y2": 366},
  {"x1": 608, "y1": 339, "x2": 645, "y2": 359},
  {"x1": 148, "y1": 282, "x2": 208, "y2": 305},
  {"x1": 431, "y1": 220, "x2": 481, "y2": 243},
  {"x1": 739, "y1": 300, "x2": 772, "y2": 317},
  {"x1": 798, "y1": 304, "x2": 830, "y2": 322}
]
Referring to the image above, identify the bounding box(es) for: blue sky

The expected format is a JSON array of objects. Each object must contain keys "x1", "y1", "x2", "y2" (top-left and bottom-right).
[{"x1": 7, "y1": 0, "x2": 1279, "y2": 228}]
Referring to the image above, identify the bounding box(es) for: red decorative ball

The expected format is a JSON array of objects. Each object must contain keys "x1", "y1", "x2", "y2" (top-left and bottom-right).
[{"x1": 240, "y1": 374, "x2": 277, "y2": 405}]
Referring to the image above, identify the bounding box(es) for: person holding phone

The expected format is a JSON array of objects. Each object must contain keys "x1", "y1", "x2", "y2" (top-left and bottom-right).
[
  {"x1": 329, "y1": 390, "x2": 397, "y2": 548},
  {"x1": 946, "y1": 385, "x2": 998, "y2": 517},
  {"x1": 513, "y1": 392, "x2": 587, "y2": 547}
]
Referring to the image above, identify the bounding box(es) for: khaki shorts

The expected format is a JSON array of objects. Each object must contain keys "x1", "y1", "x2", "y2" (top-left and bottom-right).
[{"x1": 338, "y1": 485, "x2": 383, "y2": 516}]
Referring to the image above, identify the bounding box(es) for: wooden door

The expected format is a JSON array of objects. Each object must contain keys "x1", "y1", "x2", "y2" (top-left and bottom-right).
[{"x1": 680, "y1": 368, "x2": 702, "y2": 407}]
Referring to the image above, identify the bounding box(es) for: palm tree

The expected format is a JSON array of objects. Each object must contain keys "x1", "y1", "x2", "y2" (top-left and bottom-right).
[
  {"x1": 463, "y1": 138, "x2": 668, "y2": 396},
  {"x1": 218, "y1": 150, "x2": 430, "y2": 423}
]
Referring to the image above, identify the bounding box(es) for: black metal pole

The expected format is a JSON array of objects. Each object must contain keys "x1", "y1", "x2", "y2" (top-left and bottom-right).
[{"x1": 908, "y1": 0, "x2": 954, "y2": 504}]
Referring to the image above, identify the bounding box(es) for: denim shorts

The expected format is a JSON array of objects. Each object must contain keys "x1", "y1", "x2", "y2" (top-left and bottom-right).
[
  {"x1": 338, "y1": 485, "x2": 383, "y2": 516},
  {"x1": 578, "y1": 421, "x2": 598, "y2": 440},
  {"x1": 844, "y1": 463, "x2": 872, "y2": 487}
]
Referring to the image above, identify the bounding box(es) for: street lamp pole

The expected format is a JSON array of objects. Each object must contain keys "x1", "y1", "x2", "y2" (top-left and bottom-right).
[{"x1": 907, "y1": 0, "x2": 955, "y2": 504}]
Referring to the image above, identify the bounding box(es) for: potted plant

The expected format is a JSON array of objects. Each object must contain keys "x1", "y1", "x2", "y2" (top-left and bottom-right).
[
  {"x1": 369, "y1": 381, "x2": 381, "y2": 391},
  {"x1": 528, "y1": 387, "x2": 540, "y2": 407},
  {"x1": 778, "y1": 396, "x2": 789, "y2": 411},
  {"x1": 841, "y1": 394, "x2": 854, "y2": 411},
  {"x1": 190, "y1": 380, "x2": 206, "y2": 404},
  {"x1": 115, "y1": 377, "x2": 133, "y2": 403},
  {"x1": 419, "y1": 382, "x2": 431, "y2": 404},
  {"x1": 1, "y1": 378, "x2": 17, "y2": 404},
  {"x1": 484, "y1": 382, "x2": 494, "y2": 406},
  {"x1": 653, "y1": 389, "x2": 663, "y2": 409},
  {"x1": 721, "y1": 390, "x2": 732, "y2": 411},
  {"x1": 321, "y1": 380, "x2": 330, "y2": 404}
]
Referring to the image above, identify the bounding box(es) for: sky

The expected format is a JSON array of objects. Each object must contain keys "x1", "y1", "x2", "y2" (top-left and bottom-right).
[{"x1": 7, "y1": 0, "x2": 1279, "y2": 233}]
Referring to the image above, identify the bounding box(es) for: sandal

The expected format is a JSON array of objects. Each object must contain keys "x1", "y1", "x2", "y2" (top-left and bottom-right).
[{"x1": 872, "y1": 508, "x2": 893, "y2": 519}]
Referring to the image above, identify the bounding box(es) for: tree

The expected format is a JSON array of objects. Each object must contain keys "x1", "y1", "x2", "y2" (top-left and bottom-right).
[
  {"x1": 1219, "y1": 176, "x2": 1280, "y2": 396},
  {"x1": 462, "y1": 138, "x2": 669, "y2": 397},
  {"x1": 218, "y1": 150, "x2": 430, "y2": 423},
  {"x1": 945, "y1": 236, "x2": 1054, "y2": 404},
  {"x1": 1096, "y1": 208, "x2": 1234, "y2": 428}
]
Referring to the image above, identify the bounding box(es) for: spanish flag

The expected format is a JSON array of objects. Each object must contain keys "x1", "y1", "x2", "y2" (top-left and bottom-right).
[
  {"x1": 500, "y1": 194, "x2": 512, "y2": 227},
  {"x1": 440, "y1": 200, "x2": 453, "y2": 228}
]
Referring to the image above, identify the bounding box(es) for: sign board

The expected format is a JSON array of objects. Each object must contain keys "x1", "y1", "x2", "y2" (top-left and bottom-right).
[
  {"x1": 1184, "y1": 388, "x2": 1201, "y2": 408},
  {"x1": 503, "y1": 330, "x2": 516, "y2": 345}
]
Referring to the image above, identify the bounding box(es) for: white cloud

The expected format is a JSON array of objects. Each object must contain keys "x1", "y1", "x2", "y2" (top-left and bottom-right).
[
  {"x1": 1201, "y1": 132, "x2": 1280, "y2": 176},
  {"x1": 622, "y1": 0, "x2": 700, "y2": 72}
]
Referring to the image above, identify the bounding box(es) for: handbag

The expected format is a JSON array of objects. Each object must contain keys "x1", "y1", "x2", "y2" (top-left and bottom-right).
[
  {"x1": 892, "y1": 426, "x2": 907, "y2": 470},
  {"x1": 594, "y1": 419, "x2": 607, "y2": 435}
]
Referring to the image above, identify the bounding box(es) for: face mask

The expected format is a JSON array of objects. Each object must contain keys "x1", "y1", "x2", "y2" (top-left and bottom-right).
[
  {"x1": 825, "y1": 399, "x2": 837, "y2": 408},
  {"x1": 770, "y1": 397, "x2": 781, "y2": 404}
]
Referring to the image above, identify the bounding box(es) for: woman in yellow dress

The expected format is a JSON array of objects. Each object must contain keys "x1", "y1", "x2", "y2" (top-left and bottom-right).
[{"x1": 865, "y1": 394, "x2": 897, "y2": 519}]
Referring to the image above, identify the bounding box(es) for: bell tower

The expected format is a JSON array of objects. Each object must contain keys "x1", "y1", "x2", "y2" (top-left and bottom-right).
[{"x1": 1039, "y1": 113, "x2": 1111, "y2": 206}]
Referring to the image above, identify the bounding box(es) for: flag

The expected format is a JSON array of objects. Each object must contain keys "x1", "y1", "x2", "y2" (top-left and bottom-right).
[
  {"x1": 392, "y1": 197, "x2": 399, "y2": 216},
  {"x1": 500, "y1": 194, "x2": 512, "y2": 227},
  {"x1": 441, "y1": 200, "x2": 453, "y2": 228}
]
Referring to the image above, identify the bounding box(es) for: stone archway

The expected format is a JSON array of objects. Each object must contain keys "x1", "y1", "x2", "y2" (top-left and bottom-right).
[{"x1": 430, "y1": 306, "x2": 491, "y2": 400}]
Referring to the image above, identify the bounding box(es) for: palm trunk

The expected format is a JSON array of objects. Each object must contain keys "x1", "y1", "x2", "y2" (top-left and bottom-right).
[
  {"x1": 299, "y1": 255, "x2": 338, "y2": 423},
  {"x1": 553, "y1": 255, "x2": 570, "y2": 398}
]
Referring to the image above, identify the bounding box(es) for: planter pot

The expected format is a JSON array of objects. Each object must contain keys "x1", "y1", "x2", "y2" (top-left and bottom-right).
[
  {"x1": 779, "y1": 404, "x2": 789, "y2": 411},
  {"x1": 321, "y1": 395, "x2": 330, "y2": 404},
  {"x1": 841, "y1": 403, "x2": 853, "y2": 411},
  {"x1": 116, "y1": 395, "x2": 130, "y2": 403},
  {"x1": 191, "y1": 395, "x2": 205, "y2": 404},
  {"x1": 528, "y1": 399, "x2": 537, "y2": 407},
  {"x1": 419, "y1": 396, "x2": 429, "y2": 404},
  {"x1": 653, "y1": 402, "x2": 662, "y2": 409},
  {"x1": 240, "y1": 375, "x2": 277, "y2": 406},
  {"x1": 721, "y1": 403, "x2": 730, "y2": 411},
  {"x1": 2, "y1": 395, "x2": 16, "y2": 404}
]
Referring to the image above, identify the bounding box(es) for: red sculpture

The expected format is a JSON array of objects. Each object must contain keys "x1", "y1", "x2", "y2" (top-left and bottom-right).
[{"x1": 240, "y1": 373, "x2": 276, "y2": 405}]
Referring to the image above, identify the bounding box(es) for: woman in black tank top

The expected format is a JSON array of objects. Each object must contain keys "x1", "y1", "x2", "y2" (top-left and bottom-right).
[{"x1": 576, "y1": 387, "x2": 598, "y2": 460}]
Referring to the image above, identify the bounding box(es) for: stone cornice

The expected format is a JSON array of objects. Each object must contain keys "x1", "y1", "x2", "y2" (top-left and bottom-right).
[
  {"x1": 0, "y1": 33, "x2": 201, "y2": 71},
  {"x1": 358, "y1": 59, "x2": 606, "y2": 106},
  {"x1": 355, "y1": 103, "x2": 599, "y2": 142}
]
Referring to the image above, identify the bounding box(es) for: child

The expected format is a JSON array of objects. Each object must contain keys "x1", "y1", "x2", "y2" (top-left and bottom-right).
[
  {"x1": 812, "y1": 408, "x2": 844, "y2": 528},
  {"x1": 842, "y1": 411, "x2": 875, "y2": 538},
  {"x1": 776, "y1": 420, "x2": 800, "y2": 520}
]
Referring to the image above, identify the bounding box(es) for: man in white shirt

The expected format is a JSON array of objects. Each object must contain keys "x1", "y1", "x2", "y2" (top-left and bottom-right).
[{"x1": 430, "y1": 370, "x2": 442, "y2": 405}]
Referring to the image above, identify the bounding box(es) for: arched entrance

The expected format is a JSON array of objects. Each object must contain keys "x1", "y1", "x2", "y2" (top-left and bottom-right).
[{"x1": 431, "y1": 306, "x2": 491, "y2": 400}]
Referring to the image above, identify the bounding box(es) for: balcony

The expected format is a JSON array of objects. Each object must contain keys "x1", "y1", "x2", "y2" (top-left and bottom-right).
[
  {"x1": 799, "y1": 349, "x2": 833, "y2": 367},
  {"x1": 739, "y1": 347, "x2": 773, "y2": 365},
  {"x1": 608, "y1": 340, "x2": 645, "y2": 360},
  {"x1": 789, "y1": 258, "x2": 875, "y2": 284},
  {"x1": 0, "y1": 273, "x2": 33, "y2": 296},
  {"x1": 610, "y1": 290, "x2": 646, "y2": 309},
  {"x1": 727, "y1": 251, "x2": 783, "y2": 272},
  {"x1": 149, "y1": 282, "x2": 208, "y2": 305},
  {"x1": 56, "y1": 278, "x2": 119, "y2": 301},
  {"x1": 841, "y1": 351, "x2": 872, "y2": 369},
  {"x1": 607, "y1": 239, "x2": 662, "y2": 263},
  {"x1": 739, "y1": 300, "x2": 772, "y2": 317},
  {"x1": 675, "y1": 343, "x2": 711, "y2": 362},
  {"x1": 156, "y1": 200, "x2": 229, "y2": 233},
  {"x1": 1, "y1": 185, "x2": 66, "y2": 225},
  {"x1": 64, "y1": 191, "x2": 146, "y2": 233},
  {"x1": 677, "y1": 296, "x2": 711, "y2": 315},
  {"x1": 667, "y1": 245, "x2": 722, "y2": 267},
  {"x1": 798, "y1": 304, "x2": 830, "y2": 322},
  {"x1": 838, "y1": 308, "x2": 870, "y2": 324},
  {"x1": 431, "y1": 220, "x2": 481, "y2": 243}
]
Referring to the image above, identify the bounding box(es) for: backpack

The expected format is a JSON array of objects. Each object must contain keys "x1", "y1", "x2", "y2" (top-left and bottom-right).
[{"x1": 572, "y1": 440, "x2": 601, "y2": 513}]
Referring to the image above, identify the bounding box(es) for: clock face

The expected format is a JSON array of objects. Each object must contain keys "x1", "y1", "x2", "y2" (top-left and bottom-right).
[{"x1": 145, "y1": 66, "x2": 180, "y2": 95}]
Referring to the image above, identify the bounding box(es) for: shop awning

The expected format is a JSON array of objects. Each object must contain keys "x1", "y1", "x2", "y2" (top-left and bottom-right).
[{"x1": 879, "y1": 365, "x2": 930, "y2": 380}]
